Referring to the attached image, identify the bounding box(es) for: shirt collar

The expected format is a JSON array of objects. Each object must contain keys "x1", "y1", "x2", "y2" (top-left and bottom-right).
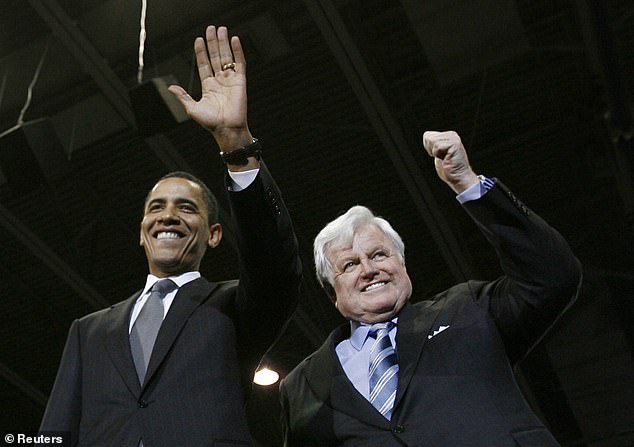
[
  {"x1": 348, "y1": 317, "x2": 398, "y2": 351},
  {"x1": 141, "y1": 271, "x2": 201, "y2": 297}
]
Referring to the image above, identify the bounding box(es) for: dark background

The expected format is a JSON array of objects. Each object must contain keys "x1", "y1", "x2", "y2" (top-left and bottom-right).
[{"x1": 0, "y1": 0, "x2": 633, "y2": 445}]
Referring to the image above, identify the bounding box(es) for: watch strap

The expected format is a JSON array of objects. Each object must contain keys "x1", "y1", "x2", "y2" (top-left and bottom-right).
[{"x1": 220, "y1": 138, "x2": 262, "y2": 166}]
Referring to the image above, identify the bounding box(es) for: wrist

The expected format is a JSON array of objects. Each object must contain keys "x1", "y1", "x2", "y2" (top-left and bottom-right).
[
  {"x1": 220, "y1": 138, "x2": 262, "y2": 171},
  {"x1": 212, "y1": 127, "x2": 253, "y2": 152},
  {"x1": 449, "y1": 171, "x2": 479, "y2": 194}
]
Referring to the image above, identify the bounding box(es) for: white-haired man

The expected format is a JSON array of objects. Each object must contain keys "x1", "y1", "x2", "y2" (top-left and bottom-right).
[{"x1": 280, "y1": 130, "x2": 582, "y2": 446}]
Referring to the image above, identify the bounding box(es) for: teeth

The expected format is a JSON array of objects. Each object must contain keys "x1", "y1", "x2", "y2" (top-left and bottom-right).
[
  {"x1": 157, "y1": 232, "x2": 180, "y2": 240},
  {"x1": 364, "y1": 282, "x2": 386, "y2": 292}
]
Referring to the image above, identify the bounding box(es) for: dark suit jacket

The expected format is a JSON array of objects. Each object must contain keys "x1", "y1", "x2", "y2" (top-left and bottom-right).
[
  {"x1": 40, "y1": 163, "x2": 302, "y2": 447},
  {"x1": 280, "y1": 181, "x2": 582, "y2": 447}
]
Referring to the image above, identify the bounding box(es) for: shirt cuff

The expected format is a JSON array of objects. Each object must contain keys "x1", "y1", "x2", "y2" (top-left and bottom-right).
[
  {"x1": 456, "y1": 175, "x2": 495, "y2": 204},
  {"x1": 227, "y1": 168, "x2": 259, "y2": 191}
]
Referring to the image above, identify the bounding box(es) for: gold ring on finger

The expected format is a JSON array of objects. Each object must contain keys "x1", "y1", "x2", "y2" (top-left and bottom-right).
[{"x1": 221, "y1": 62, "x2": 236, "y2": 71}]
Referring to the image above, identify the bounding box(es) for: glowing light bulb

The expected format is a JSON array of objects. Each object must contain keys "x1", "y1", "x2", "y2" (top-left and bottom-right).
[{"x1": 253, "y1": 367, "x2": 279, "y2": 386}]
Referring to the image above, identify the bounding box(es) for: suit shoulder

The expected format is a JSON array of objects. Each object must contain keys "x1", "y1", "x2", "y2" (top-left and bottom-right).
[
  {"x1": 75, "y1": 295, "x2": 129, "y2": 321},
  {"x1": 410, "y1": 283, "x2": 469, "y2": 307},
  {"x1": 284, "y1": 349, "x2": 318, "y2": 383},
  {"x1": 282, "y1": 338, "x2": 331, "y2": 388},
  {"x1": 214, "y1": 279, "x2": 239, "y2": 291}
]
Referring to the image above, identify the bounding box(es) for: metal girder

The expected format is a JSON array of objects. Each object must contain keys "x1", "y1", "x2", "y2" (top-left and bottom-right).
[
  {"x1": 302, "y1": 0, "x2": 473, "y2": 281},
  {"x1": 0, "y1": 201, "x2": 108, "y2": 310},
  {"x1": 576, "y1": 0, "x2": 634, "y2": 242},
  {"x1": 0, "y1": 361, "x2": 48, "y2": 407},
  {"x1": 27, "y1": 0, "x2": 136, "y2": 126}
]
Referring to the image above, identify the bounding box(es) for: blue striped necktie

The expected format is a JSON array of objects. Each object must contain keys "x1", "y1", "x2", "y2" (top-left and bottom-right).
[{"x1": 368, "y1": 321, "x2": 398, "y2": 419}]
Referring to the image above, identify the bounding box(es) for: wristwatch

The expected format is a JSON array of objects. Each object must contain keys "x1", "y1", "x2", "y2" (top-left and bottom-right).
[{"x1": 219, "y1": 138, "x2": 262, "y2": 166}]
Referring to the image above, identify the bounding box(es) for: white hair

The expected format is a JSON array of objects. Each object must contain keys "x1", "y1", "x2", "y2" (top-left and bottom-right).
[{"x1": 313, "y1": 205, "x2": 405, "y2": 297}]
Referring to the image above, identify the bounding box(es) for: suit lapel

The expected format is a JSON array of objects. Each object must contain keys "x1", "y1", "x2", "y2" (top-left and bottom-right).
[
  {"x1": 104, "y1": 293, "x2": 142, "y2": 396},
  {"x1": 305, "y1": 326, "x2": 390, "y2": 429},
  {"x1": 143, "y1": 278, "x2": 218, "y2": 387},
  {"x1": 393, "y1": 299, "x2": 441, "y2": 409}
]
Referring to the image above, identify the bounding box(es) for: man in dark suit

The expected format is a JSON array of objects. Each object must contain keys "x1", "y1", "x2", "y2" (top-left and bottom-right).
[
  {"x1": 40, "y1": 25, "x2": 301, "y2": 447},
  {"x1": 280, "y1": 130, "x2": 582, "y2": 446}
]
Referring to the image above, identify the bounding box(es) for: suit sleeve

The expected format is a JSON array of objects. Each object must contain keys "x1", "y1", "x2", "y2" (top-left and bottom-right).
[
  {"x1": 40, "y1": 319, "x2": 82, "y2": 446},
  {"x1": 462, "y1": 180, "x2": 582, "y2": 363},
  {"x1": 225, "y1": 161, "x2": 302, "y2": 385}
]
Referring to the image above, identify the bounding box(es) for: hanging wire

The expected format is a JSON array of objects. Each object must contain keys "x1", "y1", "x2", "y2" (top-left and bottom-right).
[
  {"x1": 0, "y1": 37, "x2": 51, "y2": 139},
  {"x1": 137, "y1": 0, "x2": 148, "y2": 84}
]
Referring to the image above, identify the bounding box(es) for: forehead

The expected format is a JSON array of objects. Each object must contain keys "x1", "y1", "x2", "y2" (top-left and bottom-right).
[
  {"x1": 328, "y1": 225, "x2": 393, "y2": 258},
  {"x1": 146, "y1": 177, "x2": 204, "y2": 204}
]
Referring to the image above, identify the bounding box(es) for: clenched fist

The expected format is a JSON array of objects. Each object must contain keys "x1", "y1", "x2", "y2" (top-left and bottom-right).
[{"x1": 422, "y1": 130, "x2": 479, "y2": 194}]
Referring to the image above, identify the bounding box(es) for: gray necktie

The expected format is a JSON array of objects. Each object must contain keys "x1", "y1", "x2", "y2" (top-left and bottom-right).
[
  {"x1": 368, "y1": 321, "x2": 399, "y2": 419},
  {"x1": 130, "y1": 279, "x2": 177, "y2": 383}
]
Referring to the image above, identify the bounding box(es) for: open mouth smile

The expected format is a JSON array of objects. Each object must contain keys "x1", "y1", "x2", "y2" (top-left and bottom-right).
[
  {"x1": 155, "y1": 231, "x2": 185, "y2": 240},
  {"x1": 362, "y1": 281, "x2": 387, "y2": 292}
]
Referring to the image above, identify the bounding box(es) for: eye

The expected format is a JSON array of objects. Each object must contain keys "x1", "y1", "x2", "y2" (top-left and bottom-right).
[
  {"x1": 342, "y1": 260, "x2": 357, "y2": 272},
  {"x1": 372, "y1": 251, "x2": 387, "y2": 261},
  {"x1": 179, "y1": 204, "x2": 197, "y2": 213},
  {"x1": 147, "y1": 203, "x2": 163, "y2": 213}
]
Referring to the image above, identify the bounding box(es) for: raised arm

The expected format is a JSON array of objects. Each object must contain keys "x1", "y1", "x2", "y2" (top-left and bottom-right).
[
  {"x1": 168, "y1": 25, "x2": 257, "y2": 171},
  {"x1": 423, "y1": 130, "x2": 582, "y2": 362}
]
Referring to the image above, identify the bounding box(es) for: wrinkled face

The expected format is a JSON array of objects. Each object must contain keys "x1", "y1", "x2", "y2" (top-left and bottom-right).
[
  {"x1": 140, "y1": 177, "x2": 221, "y2": 277},
  {"x1": 328, "y1": 225, "x2": 412, "y2": 323}
]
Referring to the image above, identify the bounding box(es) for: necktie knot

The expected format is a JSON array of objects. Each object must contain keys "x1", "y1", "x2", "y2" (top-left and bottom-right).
[
  {"x1": 151, "y1": 279, "x2": 177, "y2": 296},
  {"x1": 368, "y1": 321, "x2": 394, "y2": 338}
]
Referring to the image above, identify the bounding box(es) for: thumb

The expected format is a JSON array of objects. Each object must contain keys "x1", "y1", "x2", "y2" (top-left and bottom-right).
[{"x1": 168, "y1": 85, "x2": 195, "y2": 111}]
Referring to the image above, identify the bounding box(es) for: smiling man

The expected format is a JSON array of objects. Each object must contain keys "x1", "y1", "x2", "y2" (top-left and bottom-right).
[
  {"x1": 280, "y1": 130, "x2": 582, "y2": 447},
  {"x1": 140, "y1": 173, "x2": 223, "y2": 277},
  {"x1": 326, "y1": 223, "x2": 412, "y2": 324},
  {"x1": 40, "y1": 26, "x2": 301, "y2": 447}
]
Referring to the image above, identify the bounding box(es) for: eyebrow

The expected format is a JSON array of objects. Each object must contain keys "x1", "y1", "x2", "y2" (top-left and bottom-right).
[{"x1": 146, "y1": 197, "x2": 201, "y2": 210}]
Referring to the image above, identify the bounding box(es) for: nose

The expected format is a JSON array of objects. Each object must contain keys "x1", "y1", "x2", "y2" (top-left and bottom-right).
[
  {"x1": 359, "y1": 257, "x2": 379, "y2": 278},
  {"x1": 158, "y1": 205, "x2": 180, "y2": 224}
]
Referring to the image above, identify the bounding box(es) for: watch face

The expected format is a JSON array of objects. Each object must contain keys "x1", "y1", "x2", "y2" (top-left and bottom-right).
[{"x1": 221, "y1": 140, "x2": 261, "y2": 165}]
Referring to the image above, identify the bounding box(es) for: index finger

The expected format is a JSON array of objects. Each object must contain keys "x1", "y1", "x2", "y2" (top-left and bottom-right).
[{"x1": 194, "y1": 36, "x2": 213, "y2": 80}]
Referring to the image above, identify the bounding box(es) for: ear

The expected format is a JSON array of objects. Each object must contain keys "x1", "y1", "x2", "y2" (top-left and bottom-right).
[
  {"x1": 208, "y1": 223, "x2": 222, "y2": 248},
  {"x1": 139, "y1": 221, "x2": 144, "y2": 246}
]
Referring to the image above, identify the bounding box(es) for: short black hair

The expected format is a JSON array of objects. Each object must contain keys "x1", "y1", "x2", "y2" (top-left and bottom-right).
[{"x1": 144, "y1": 171, "x2": 219, "y2": 224}]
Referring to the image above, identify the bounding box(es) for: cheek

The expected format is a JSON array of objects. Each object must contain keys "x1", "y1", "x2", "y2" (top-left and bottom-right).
[
  {"x1": 140, "y1": 230, "x2": 151, "y2": 247},
  {"x1": 139, "y1": 218, "x2": 154, "y2": 243},
  {"x1": 333, "y1": 282, "x2": 360, "y2": 310}
]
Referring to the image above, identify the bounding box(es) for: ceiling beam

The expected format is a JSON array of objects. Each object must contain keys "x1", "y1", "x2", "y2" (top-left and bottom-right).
[
  {"x1": 0, "y1": 361, "x2": 47, "y2": 407},
  {"x1": 302, "y1": 0, "x2": 473, "y2": 281},
  {"x1": 27, "y1": 0, "x2": 136, "y2": 126},
  {"x1": 575, "y1": 0, "x2": 634, "y2": 241},
  {"x1": 0, "y1": 201, "x2": 108, "y2": 310}
]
